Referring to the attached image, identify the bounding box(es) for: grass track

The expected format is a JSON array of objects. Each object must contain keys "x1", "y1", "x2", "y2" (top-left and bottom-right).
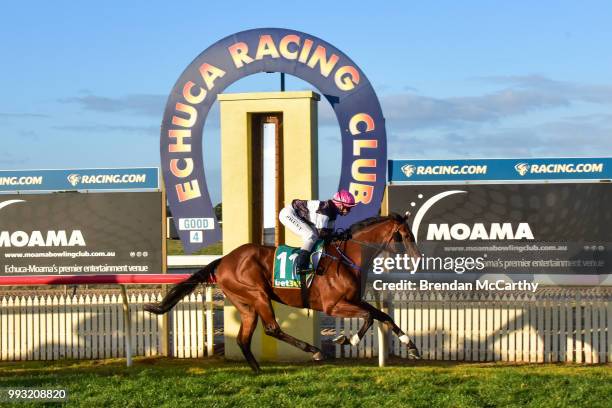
[{"x1": 0, "y1": 357, "x2": 610, "y2": 407}]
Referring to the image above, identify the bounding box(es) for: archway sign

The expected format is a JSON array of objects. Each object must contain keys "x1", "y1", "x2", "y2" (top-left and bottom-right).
[{"x1": 161, "y1": 28, "x2": 387, "y2": 253}]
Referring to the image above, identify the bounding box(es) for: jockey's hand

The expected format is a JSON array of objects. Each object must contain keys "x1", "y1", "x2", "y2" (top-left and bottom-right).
[
  {"x1": 327, "y1": 229, "x2": 351, "y2": 242},
  {"x1": 319, "y1": 228, "x2": 331, "y2": 238}
]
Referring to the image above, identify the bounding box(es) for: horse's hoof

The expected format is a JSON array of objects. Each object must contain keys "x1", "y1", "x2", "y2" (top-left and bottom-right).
[
  {"x1": 407, "y1": 348, "x2": 422, "y2": 360},
  {"x1": 312, "y1": 351, "x2": 325, "y2": 361},
  {"x1": 333, "y1": 335, "x2": 349, "y2": 345}
]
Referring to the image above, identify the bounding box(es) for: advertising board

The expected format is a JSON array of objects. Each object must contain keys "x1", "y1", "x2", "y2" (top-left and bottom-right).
[
  {"x1": 0, "y1": 168, "x2": 159, "y2": 192},
  {"x1": 385, "y1": 183, "x2": 612, "y2": 285},
  {"x1": 0, "y1": 192, "x2": 163, "y2": 276}
]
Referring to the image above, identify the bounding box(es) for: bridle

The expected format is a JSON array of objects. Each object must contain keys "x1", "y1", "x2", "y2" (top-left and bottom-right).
[
  {"x1": 350, "y1": 227, "x2": 404, "y2": 254},
  {"x1": 322, "y1": 224, "x2": 405, "y2": 274}
]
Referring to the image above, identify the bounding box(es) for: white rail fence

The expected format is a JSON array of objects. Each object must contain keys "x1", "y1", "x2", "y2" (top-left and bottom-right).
[
  {"x1": 0, "y1": 293, "x2": 214, "y2": 361},
  {"x1": 336, "y1": 290, "x2": 612, "y2": 364},
  {"x1": 2, "y1": 289, "x2": 611, "y2": 364}
]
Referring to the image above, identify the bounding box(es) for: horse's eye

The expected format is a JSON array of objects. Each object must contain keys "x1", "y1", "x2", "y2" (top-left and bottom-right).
[{"x1": 392, "y1": 231, "x2": 402, "y2": 242}]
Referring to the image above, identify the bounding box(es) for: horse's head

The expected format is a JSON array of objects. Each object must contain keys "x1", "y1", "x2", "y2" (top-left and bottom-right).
[
  {"x1": 349, "y1": 212, "x2": 421, "y2": 261},
  {"x1": 389, "y1": 212, "x2": 421, "y2": 261}
]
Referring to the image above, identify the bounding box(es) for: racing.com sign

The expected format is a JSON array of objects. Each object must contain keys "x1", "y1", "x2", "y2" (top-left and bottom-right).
[
  {"x1": 389, "y1": 158, "x2": 612, "y2": 182},
  {"x1": 400, "y1": 164, "x2": 487, "y2": 177},
  {"x1": 0, "y1": 168, "x2": 159, "y2": 192}
]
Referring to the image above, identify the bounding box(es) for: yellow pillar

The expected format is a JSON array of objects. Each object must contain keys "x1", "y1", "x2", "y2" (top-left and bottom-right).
[
  {"x1": 219, "y1": 91, "x2": 320, "y2": 361},
  {"x1": 380, "y1": 186, "x2": 389, "y2": 216}
]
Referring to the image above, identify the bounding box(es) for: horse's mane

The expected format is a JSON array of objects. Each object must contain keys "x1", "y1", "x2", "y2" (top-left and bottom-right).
[{"x1": 348, "y1": 212, "x2": 405, "y2": 234}]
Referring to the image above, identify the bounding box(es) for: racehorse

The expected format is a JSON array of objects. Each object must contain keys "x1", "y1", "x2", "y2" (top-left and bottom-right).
[{"x1": 145, "y1": 212, "x2": 421, "y2": 372}]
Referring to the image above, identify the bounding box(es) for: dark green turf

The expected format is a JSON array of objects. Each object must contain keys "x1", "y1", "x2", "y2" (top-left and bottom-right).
[{"x1": 0, "y1": 357, "x2": 610, "y2": 407}]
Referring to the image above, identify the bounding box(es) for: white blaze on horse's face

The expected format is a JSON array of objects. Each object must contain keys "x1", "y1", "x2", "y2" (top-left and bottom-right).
[{"x1": 397, "y1": 222, "x2": 421, "y2": 264}]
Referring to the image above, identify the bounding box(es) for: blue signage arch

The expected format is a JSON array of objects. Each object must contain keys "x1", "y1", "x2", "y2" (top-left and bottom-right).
[{"x1": 161, "y1": 28, "x2": 387, "y2": 253}]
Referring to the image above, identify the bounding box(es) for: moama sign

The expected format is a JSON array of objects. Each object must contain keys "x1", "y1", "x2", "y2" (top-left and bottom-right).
[
  {"x1": 0, "y1": 193, "x2": 163, "y2": 276},
  {"x1": 160, "y1": 28, "x2": 387, "y2": 253},
  {"x1": 387, "y1": 183, "x2": 612, "y2": 281}
]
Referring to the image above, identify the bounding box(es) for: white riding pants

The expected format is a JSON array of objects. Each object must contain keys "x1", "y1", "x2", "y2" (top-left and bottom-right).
[{"x1": 278, "y1": 206, "x2": 318, "y2": 251}]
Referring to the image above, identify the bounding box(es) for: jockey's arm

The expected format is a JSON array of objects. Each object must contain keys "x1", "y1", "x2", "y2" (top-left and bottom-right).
[{"x1": 318, "y1": 227, "x2": 333, "y2": 238}]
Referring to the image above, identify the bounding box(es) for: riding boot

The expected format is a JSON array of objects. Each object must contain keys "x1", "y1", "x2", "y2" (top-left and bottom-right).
[{"x1": 295, "y1": 249, "x2": 311, "y2": 274}]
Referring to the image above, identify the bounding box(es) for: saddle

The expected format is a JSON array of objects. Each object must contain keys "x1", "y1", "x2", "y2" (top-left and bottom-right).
[{"x1": 272, "y1": 240, "x2": 325, "y2": 309}]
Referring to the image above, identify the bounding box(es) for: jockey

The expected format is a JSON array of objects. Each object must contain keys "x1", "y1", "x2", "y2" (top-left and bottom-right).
[{"x1": 278, "y1": 189, "x2": 357, "y2": 273}]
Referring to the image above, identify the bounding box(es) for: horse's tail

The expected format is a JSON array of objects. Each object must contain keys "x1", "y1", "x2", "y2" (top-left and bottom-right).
[{"x1": 144, "y1": 258, "x2": 222, "y2": 315}]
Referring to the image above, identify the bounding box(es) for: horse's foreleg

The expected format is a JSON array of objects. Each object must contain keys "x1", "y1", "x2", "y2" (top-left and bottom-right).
[
  {"x1": 327, "y1": 301, "x2": 372, "y2": 346},
  {"x1": 360, "y1": 301, "x2": 421, "y2": 359},
  {"x1": 254, "y1": 300, "x2": 324, "y2": 361}
]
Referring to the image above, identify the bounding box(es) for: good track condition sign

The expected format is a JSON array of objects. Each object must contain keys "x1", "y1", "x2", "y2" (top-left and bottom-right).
[{"x1": 160, "y1": 28, "x2": 387, "y2": 253}]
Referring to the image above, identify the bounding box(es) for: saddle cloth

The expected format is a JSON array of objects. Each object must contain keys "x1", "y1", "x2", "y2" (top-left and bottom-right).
[{"x1": 272, "y1": 240, "x2": 324, "y2": 289}]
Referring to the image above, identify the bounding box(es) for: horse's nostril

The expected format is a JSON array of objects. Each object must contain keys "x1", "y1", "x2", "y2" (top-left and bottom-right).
[{"x1": 392, "y1": 232, "x2": 402, "y2": 242}]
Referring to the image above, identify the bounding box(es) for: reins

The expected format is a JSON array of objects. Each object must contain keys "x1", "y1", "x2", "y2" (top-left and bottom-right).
[{"x1": 322, "y1": 224, "x2": 402, "y2": 274}]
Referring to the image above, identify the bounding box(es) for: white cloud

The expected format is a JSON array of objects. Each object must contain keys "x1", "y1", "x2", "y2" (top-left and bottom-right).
[
  {"x1": 54, "y1": 124, "x2": 159, "y2": 135},
  {"x1": 388, "y1": 118, "x2": 612, "y2": 159},
  {"x1": 0, "y1": 112, "x2": 48, "y2": 119},
  {"x1": 59, "y1": 93, "x2": 222, "y2": 126},
  {"x1": 60, "y1": 94, "x2": 166, "y2": 117}
]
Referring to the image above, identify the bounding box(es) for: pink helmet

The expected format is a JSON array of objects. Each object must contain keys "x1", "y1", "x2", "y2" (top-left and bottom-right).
[{"x1": 332, "y1": 189, "x2": 357, "y2": 208}]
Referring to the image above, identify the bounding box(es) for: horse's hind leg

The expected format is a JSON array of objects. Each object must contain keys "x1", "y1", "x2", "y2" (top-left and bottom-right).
[
  {"x1": 254, "y1": 300, "x2": 324, "y2": 361},
  {"x1": 236, "y1": 307, "x2": 260, "y2": 373},
  {"x1": 223, "y1": 289, "x2": 262, "y2": 373}
]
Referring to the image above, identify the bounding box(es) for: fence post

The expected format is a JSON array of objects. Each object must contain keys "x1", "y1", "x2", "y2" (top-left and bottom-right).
[
  {"x1": 120, "y1": 285, "x2": 133, "y2": 367},
  {"x1": 377, "y1": 291, "x2": 388, "y2": 367},
  {"x1": 206, "y1": 286, "x2": 214, "y2": 357},
  {"x1": 160, "y1": 289, "x2": 170, "y2": 357},
  {"x1": 607, "y1": 298, "x2": 612, "y2": 363}
]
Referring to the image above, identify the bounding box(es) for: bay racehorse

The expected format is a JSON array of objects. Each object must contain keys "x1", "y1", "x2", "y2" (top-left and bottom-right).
[{"x1": 145, "y1": 213, "x2": 421, "y2": 372}]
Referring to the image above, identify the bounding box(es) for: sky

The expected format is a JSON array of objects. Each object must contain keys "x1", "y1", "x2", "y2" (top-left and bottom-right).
[{"x1": 1, "y1": 1, "x2": 611, "y2": 204}]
